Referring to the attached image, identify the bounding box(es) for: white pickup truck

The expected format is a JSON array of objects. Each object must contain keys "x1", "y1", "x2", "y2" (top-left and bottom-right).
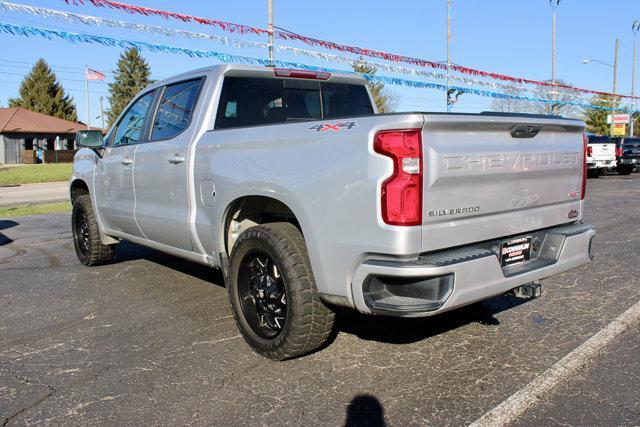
[
  {"x1": 586, "y1": 134, "x2": 616, "y2": 177},
  {"x1": 71, "y1": 64, "x2": 595, "y2": 359}
]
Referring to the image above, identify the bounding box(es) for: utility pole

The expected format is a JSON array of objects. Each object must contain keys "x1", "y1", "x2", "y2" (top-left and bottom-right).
[
  {"x1": 267, "y1": 0, "x2": 274, "y2": 65},
  {"x1": 99, "y1": 96, "x2": 105, "y2": 130},
  {"x1": 611, "y1": 38, "x2": 619, "y2": 137},
  {"x1": 446, "y1": 0, "x2": 452, "y2": 112},
  {"x1": 632, "y1": 21, "x2": 639, "y2": 137},
  {"x1": 84, "y1": 63, "x2": 90, "y2": 129},
  {"x1": 550, "y1": 0, "x2": 560, "y2": 112}
]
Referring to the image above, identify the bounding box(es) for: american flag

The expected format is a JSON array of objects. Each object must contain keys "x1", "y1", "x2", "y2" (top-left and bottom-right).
[{"x1": 86, "y1": 67, "x2": 106, "y2": 81}]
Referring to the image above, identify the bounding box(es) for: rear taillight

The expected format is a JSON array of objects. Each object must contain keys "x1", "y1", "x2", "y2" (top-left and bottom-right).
[
  {"x1": 582, "y1": 133, "x2": 587, "y2": 200},
  {"x1": 615, "y1": 147, "x2": 623, "y2": 157},
  {"x1": 374, "y1": 129, "x2": 423, "y2": 226},
  {"x1": 587, "y1": 145, "x2": 593, "y2": 157}
]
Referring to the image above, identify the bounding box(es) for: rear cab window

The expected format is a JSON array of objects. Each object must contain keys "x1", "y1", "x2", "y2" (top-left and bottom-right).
[
  {"x1": 587, "y1": 136, "x2": 611, "y2": 144},
  {"x1": 214, "y1": 76, "x2": 374, "y2": 130}
]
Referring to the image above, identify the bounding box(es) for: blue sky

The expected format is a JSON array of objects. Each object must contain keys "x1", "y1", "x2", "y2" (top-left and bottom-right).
[{"x1": 0, "y1": 0, "x2": 638, "y2": 125}]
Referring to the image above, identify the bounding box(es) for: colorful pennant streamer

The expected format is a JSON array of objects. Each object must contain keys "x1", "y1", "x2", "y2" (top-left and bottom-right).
[
  {"x1": 64, "y1": 0, "x2": 639, "y2": 101},
  {"x1": 0, "y1": 1, "x2": 599, "y2": 102},
  {"x1": 0, "y1": 21, "x2": 635, "y2": 113}
]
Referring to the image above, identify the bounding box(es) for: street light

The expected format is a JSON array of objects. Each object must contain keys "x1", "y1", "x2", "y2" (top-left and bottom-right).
[
  {"x1": 631, "y1": 20, "x2": 639, "y2": 137},
  {"x1": 582, "y1": 39, "x2": 619, "y2": 136},
  {"x1": 581, "y1": 58, "x2": 613, "y2": 68}
]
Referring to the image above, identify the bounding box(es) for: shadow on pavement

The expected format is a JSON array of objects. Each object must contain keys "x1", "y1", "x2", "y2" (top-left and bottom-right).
[
  {"x1": 0, "y1": 219, "x2": 19, "y2": 231},
  {"x1": 0, "y1": 219, "x2": 19, "y2": 246},
  {"x1": 333, "y1": 294, "x2": 531, "y2": 345},
  {"x1": 109, "y1": 240, "x2": 532, "y2": 347},
  {"x1": 345, "y1": 394, "x2": 387, "y2": 427},
  {"x1": 113, "y1": 240, "x2": 225, "y2": 287}
]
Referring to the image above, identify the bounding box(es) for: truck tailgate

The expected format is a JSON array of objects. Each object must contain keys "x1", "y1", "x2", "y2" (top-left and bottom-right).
[
  {"x1": 420, "y1": 114, "x2": 585, "y2": 253},
  {"x1": 590, "y1": 142, "x2": 616, "y2": 161}
]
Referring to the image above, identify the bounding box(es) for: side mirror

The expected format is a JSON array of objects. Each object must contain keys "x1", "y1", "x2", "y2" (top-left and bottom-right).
[{"x1": 76, "y1": 130, "x2": 104, "y2": 148}]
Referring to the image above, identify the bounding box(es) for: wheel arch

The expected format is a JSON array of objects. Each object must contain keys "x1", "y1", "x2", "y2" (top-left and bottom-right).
[
  {"x1": 70, "y1": 178, "x2": 90, "y2": 203},
  {"x1": 221, "y1": 195, "x2": 303, "y2": 256}
]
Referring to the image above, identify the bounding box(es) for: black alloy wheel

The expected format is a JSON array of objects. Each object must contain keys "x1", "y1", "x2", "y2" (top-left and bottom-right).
[
  {"x1": 73, "y1": 208, "x2": 91, "y2": 258},
  {"x1": 237, "y1": 250, "x2": 288, "y2": 339}
]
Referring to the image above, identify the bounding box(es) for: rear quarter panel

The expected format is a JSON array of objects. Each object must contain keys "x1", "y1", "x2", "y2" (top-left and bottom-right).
[{"x1": 192, "y1": 114, "x2": 424, "y2": 302}]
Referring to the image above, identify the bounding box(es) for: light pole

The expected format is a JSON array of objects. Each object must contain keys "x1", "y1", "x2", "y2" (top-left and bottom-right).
[
  {"x1": 446, "y1": 0, "x2": 452, "y2": 112},
  {"x1": 99, "y1": 96, "x2": 105, "y2": 130},
  {"x1": 632, "y1": 21, "x2": 639, "y2": 137},
  {"x1": 582, "y1": 39, "x2": 619, "y2": 136},
  {"x1": 267, "y1": 0, "x2": 274, "y2": 65},
  {"x1": 550, "y1": 0, "x2": 561, "y2": 109}
]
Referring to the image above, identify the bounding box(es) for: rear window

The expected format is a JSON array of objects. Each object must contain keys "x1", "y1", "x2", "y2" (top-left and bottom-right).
[
  {"x1": 622, "y1": 138, "x2": 640, "y2": 145},
  {"x1": 588, "y1": 136, "x2": 611, "y2": 144},
  {"x1": 214, "y1": 76, "x2": 374, "y2": 129}
]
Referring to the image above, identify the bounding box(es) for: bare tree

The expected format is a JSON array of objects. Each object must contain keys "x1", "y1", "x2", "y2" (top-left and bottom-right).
[
  {"x1": 530, "y1": 79, "x2": 580, "y2": 118},
  {"x1": 490, "y1": 87, "x2": 530, "y2": 113},
  {"x1": 490, "y1": 79, "x2": 580, "y2": 118}
]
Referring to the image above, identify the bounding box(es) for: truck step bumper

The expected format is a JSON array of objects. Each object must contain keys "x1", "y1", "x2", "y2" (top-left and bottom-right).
[{"x1": 351, "y1": 223, "x2": 595, "y2": 317}]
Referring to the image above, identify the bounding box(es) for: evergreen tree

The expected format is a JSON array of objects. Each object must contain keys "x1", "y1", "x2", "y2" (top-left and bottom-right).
[
  {"x1": 352, "y1": 61, "x2": 395, "y2": 113},
  {"x1": 107, "y1": 48, "x2": 152, "y2": 126},
  {"x1": 584, "y1": 95, "x2": 619, "y2": 135},
  {"x1": 9, "y1": 59, "x2": 77, "y2": 121}
]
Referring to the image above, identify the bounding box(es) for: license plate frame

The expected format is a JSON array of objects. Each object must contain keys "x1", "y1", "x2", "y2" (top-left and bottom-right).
[{"x1": 500, "y1": 236, "x2": 532, "y2": 268}]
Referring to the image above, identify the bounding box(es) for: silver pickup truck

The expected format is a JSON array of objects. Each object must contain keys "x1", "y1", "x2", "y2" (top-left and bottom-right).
[{"x1": 71, "y1": 64, "x2": 595, "y2": 360}]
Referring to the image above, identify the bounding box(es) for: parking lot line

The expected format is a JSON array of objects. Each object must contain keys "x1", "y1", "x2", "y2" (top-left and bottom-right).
[{"x1": 470, "y1": 299, "x2": 640, "y2": 427}]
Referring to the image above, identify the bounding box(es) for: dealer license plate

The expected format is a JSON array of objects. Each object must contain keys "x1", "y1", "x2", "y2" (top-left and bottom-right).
[{"x1": 500, "y1": 236, "x2": 532, "y2": 267}]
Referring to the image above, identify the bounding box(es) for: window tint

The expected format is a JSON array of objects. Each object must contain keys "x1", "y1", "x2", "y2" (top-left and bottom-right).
[
  {"x1": 151, "y1": 79, "x2": 202, "y2": 140},
  {"x1": 215, "y1": 77, "x2": 284, "y2": 129},
  {"x1": 588, "y1": 135, "x2": 611, "y2": 144},
  {"x1": 322, "y1": 82, "x2": 373, "y2": 118},
  {"x1": 112, "y1": 91, "x2": 155, "y2": 146},
  {"x1": 215, "y1": 77, "x2": 373, "y2": 129}
]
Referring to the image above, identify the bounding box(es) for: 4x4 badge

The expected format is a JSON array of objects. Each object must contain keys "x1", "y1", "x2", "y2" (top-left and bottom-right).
[{"x1": 309, "y1": 121, "x2": 357, "y2": 132}]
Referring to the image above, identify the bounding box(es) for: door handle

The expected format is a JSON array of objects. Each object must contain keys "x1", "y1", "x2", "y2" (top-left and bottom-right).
[
  {"x1": 120, "y1": 158, "x2": 133, "y2": 166},
  {"x1": 168, "y1": 154, "x2": 186, "y2": 164}
]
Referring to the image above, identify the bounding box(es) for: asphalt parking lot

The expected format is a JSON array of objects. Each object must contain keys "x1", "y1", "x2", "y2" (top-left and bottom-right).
[{"x1": 1, "y1": 173, "x2": 639, "y2": 425}]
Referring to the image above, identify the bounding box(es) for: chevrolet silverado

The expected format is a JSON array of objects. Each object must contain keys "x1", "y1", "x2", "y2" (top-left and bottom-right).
[{"x1": 70, "y1": 64, "x2": 595, "y2": 359}]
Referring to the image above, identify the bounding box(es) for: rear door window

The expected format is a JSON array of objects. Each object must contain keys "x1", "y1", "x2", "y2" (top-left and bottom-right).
[
  {"x1": 215, "y1": 76, "x2": 373, "y2": 130},
  {"x1": 151, "y1": 78, "x2": 203, "y2": 141}
]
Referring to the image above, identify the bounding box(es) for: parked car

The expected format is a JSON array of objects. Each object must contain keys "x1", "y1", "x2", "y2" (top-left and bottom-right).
[
  {"x1": 70, "y1": 65, "x2": 595, "y2": 360},
  {"x1": 586, "y1": 135, "x2": 617, "y2": 177},
  {"x1": 611, "y1": 137, "x2": 640, "y2": 175}
]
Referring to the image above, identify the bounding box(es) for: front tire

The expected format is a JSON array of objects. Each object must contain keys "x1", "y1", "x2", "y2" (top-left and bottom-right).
[
  {"x1": 72, "y1": 194, "x2": 116, "y2": 266},
  {"x1": 228, "y1": 222, "x2": 335, "y2": 360}
]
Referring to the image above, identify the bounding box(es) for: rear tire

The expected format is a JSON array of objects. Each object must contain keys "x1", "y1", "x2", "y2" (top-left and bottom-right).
[
  {"x1": 228, "y1": 222, "x2": 335, "y2": 360},
  {"x1": 587, "y1": 169, "x2": 602, "y2": 178},
  {"x1": 617, "y1": 165, "x2": 634, "y2": 175},
  {"x1": 72, "y1": 194, "x2": 116, "y2": 266}
]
